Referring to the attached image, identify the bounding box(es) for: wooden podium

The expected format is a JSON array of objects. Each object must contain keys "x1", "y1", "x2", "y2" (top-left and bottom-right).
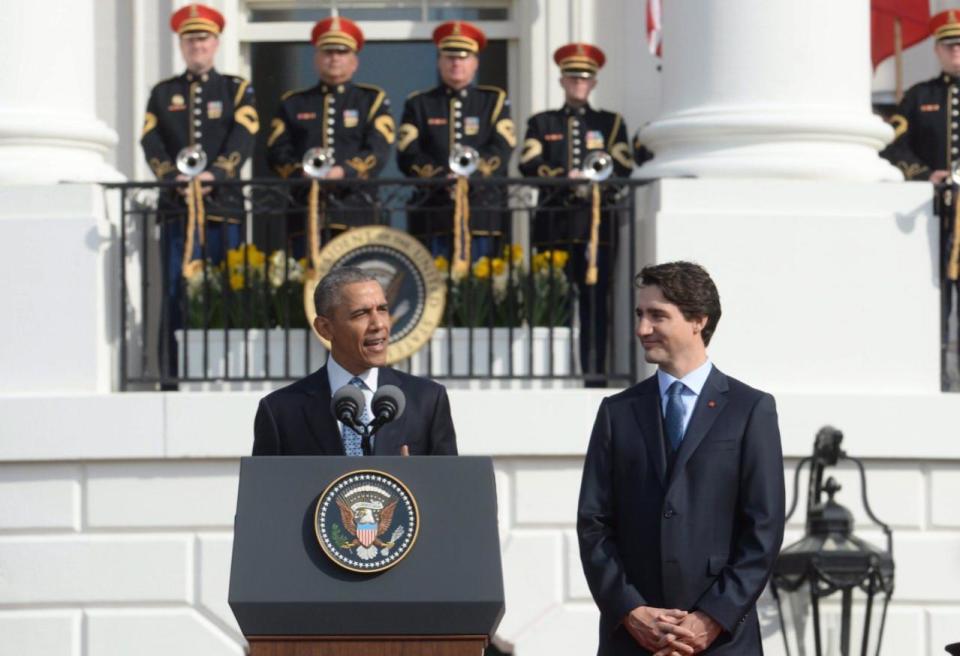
[
  {"x1": 229, "y1": 456, "x2": 504, "y2": 656},
  {"x1": 248, "y1": 635, "x2": 486, "y2": 655}
]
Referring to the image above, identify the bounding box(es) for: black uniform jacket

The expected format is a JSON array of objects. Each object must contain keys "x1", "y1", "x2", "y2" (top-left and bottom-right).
[
  {"x1": 519, "y1": 103, "x2": 632, "y2": 243},
  {"x1": 881, "y1": 72, "x2": 960, "y2": 180},
  {"x1": 577, "y1": 367, "x2": 785, "y2": 655},
  {"x1": 266, "y1": 81, "x2": 395, "y2": 181},
  {"x1": 252, "y1": 366, "x2": 458, "y2": 456},
  {"x1": 397, "y1": 84, "x2": 515, "y2": 235},
  {"x1": 141, "y1": 68, "x2": 258, "y2": 184}
]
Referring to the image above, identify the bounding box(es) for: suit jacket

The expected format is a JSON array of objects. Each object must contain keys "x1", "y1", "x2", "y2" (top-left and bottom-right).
[
  {"x1": 577, "y1": 367, "x2": 784, "y2": 655},
  {"x1": 252, "y1": 366, "x2": 458, "y2": 456}
]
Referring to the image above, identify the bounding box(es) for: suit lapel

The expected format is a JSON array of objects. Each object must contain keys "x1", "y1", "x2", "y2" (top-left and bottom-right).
[
  {"x1": 630, "y1": 376, "x2": 667, "y2": 487},
  {"x1": 302, "y1": 366, "x2": 346, "y2": 456},
  {"x1": 667, "y1": 366, "x2": 729, "y2": 489},
  {"x1": 372, "y1": 368, "x2": 410, "y2": 455}
]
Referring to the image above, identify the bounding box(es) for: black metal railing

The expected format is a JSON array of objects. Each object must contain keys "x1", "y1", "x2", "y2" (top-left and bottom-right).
[
  {"x1": 935, "y1": 183, "x2": 960, "y2": 392},
  {"x1": 107, "y1": 177, "x2": 648, "y2": 390}
]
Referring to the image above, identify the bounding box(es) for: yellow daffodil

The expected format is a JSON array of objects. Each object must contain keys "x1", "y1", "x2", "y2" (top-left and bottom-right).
[
  {"x1": 502, "y1": 243, "x2": 524, "y2": 266},
  {"x1": 229, "y1": 272, "x2": 245, "y2": 291},
  {"x1": 491, "y1": 257, "x2": 506, "y2": 277},
  {"x1": 227, "y1": 243, "x2": 266, "y2": 270},
  {"x1": 435, "y1": 255, "x2": 449, "y2": 273},
  {"x1": 473, "y1": 256, "x2": 491, "y2": 279},
  {"x1": 551, "y1": 250, "x2": 569, "y2": 269}
]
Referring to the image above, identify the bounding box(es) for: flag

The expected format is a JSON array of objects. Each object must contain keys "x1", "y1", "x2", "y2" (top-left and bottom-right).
[
  {"x1": 647, "y1": 0, "x2": 662, "y2": 57},
  {"x1": 871, "y1": 0, "x2": 930, "y2": 69}
]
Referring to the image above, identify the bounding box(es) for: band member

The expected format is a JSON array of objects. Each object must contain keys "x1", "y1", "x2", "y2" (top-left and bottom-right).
[
  {"x1": 519, "y1": 43, "x2": 632, "y2": 383},
  {"x1": 140, "y1": 3, "x2": 258, "y2": 383},
  {"x1": 880, "y1": 9, "x2": 960, "y2": 389},
  {"x1": 397, "y1": 20, "x2": 515, "y2": 261},
  {"x1": 267, "y1": 17, "x2": 395, "y2": 257}
]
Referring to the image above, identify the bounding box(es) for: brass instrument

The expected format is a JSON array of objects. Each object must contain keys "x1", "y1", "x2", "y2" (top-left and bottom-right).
[
  {"x1": 449, "y1": 144, "x2": 479, "y2": 177},
  {"x1": 175, "y1": 145, "x2": 207, "y2": 177},
  {"x1": 302, "y1": 147, "x2": 335, "y2": 179}
]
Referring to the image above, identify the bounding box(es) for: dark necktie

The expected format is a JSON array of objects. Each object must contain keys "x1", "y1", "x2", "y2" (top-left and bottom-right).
[
  {"x1": 664, "y1": 381, "x2": 686, "y2": 452},
  {"x1": 340, "y1": 376, "x2": 371, "y2": 456}
]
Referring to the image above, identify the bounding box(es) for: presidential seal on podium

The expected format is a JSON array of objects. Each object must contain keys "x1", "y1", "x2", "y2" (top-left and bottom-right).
[{"x1": 315, "y1": 469, "x2": 420, "y2": 573}]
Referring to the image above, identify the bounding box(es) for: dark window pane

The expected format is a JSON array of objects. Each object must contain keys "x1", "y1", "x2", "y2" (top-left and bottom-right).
[{"x1": 427, "y1": 8, "x2": 508, "y2": 20}]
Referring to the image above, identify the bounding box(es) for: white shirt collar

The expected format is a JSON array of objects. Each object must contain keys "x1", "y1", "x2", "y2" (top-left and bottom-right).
[
  {"x1": 657, "y1": 359, "x2": 713, "y2": 397},
  {"x1": 326, "y1": 355, "x2": 379, "y2": 394}
]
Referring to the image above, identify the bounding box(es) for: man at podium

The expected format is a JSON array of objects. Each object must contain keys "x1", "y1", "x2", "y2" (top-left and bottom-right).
[{"x1": 252, "y1": 267, "x2": 457, "y2": 456}]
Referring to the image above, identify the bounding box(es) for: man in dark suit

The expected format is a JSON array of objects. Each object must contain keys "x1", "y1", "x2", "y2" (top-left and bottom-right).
[
  {"x1": 253, "y1": 266, "x2": 457, "y2": 456},
  {"x1": 577, "y1": 261, "x2": 784, "y2": 655}
]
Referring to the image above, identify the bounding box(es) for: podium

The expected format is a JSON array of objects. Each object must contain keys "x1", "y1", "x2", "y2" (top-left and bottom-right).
[{"x1": 229, "y1": 456, "x2": 505, "y2": 656}]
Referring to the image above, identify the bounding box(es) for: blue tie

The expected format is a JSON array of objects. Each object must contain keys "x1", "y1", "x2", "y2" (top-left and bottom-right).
[
  {"x1": 340, "y1": 376, "x2": 371, "y2": 456},
  {"x1": 665, "y1": 381, "x2": 686, "y2": 452}
]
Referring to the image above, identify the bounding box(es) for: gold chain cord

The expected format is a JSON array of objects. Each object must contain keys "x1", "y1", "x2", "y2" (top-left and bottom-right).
[
  {"x1": 585, "y1": 182, "x2": 601, "y2": 285},
  {"x1": 452, "y1": 176, "x2": 471, "y2": 275}
]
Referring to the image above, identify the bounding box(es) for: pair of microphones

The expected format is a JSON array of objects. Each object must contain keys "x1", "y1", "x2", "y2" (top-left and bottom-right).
[{"x1": 330, "y1": 384, "x2": 406, "y2": 456}]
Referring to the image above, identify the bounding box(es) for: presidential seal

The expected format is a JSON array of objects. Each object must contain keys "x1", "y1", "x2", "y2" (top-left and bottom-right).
[
  {"x1": 314, "y1": 469, "x2": 420, "y2": 574},
  {"x1": 304, "y1": 226, "x2": 445, "y2": 363}
]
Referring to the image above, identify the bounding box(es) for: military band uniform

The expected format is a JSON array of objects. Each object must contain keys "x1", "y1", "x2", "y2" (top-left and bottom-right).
[
  {"x1": 140, "y1": 5, "x2": 258, "y2": 382},
  {"x1": 266, "y1": 81, "x2": 395, "y2": 255},
  {"x1": 520, "y1": 103, "x2": 632, "y2": 378},
  {"x1": 520, "y1": 42, "x2": 633, "y2": 379},
  {"x1": 881, "y1": 9, "x2": 960, "y2": 388},
  {"x1": 397, "y1": 83, "x2": 515, "y2": 256}
]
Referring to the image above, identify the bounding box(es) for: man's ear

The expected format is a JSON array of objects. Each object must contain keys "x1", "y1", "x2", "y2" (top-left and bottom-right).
[
  {"x1": 693, "y1": 315, "x2": 708, "y2": 336},
  {"x1": 314, "y1": 315, "x2": 333, "y2": 342}
]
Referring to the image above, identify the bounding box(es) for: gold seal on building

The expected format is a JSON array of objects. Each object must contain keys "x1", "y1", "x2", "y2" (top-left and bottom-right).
[{"x1": 303, "y1": 226, "x2": 445, "y2": 363}]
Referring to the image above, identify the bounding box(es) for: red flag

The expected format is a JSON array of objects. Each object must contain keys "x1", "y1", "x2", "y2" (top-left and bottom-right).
[
  {"x1": 647, "y1": 0, "x2": 662, "y2": 57},
  {"x1": 871, "y1": 0, "x2": 930, "y2": 69}
]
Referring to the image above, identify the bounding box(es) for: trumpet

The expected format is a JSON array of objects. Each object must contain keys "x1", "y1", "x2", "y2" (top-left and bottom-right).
[
  {"x1": 176, "y1": 145, "x2": 207, "y2": 178},
  {"x1": 449, "y1": 144, "x2": 479, "y2": 177},
  {"x1": 302, "y1": 147, "x2": 335, "y2": 179},
  {"x1": 581, "y1": 150, "x2": 614, "y2": 182}
]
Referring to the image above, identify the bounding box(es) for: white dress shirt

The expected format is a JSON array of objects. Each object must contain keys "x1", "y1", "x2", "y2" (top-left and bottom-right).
[
  {"x1": 326, "y1": 356, "x2": 379, "y2": 436},
  {"x1": 657, "y1": 359, "x2": 713, "y2": 438}
]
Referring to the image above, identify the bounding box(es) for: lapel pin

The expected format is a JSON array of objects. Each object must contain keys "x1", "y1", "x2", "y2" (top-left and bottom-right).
[{"x1": 707, "y1": 400, "x2": 717, "y2": 409}]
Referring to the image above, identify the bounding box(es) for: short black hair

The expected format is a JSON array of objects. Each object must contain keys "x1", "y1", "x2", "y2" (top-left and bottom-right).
[
  {"x1": 313, "y1": 266, "x2": 380, "y2": 317},
  {"x1": 635, "y1": 261, "x2": 722, "y2": 346}
]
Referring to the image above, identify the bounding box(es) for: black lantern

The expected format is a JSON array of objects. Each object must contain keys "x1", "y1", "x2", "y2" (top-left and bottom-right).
[{"x1": 771, "y1": 426, "x2": 894, "y2": 656}]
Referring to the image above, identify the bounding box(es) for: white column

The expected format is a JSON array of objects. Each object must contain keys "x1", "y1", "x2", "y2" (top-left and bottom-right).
[
  {"x1": 639, "y1": 0, "x2": 901, "y2": 182},
  {"x1": 0, "y1": 0, "x2": 121, "y2": 183}
]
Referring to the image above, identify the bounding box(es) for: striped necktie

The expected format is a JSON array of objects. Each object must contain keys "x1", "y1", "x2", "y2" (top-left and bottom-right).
[{"x1": 340, "y1": 376, "x2": 371, "y2": 456}]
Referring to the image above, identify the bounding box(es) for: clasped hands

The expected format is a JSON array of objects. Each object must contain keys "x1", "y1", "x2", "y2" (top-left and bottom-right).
[{"x1": 624, "y1": 606, "x2": 722, "y2": 655}]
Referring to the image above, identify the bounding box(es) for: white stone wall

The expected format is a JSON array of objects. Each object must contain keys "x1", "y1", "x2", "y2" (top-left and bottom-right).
[
  {"x1": 2, "y1": 453, "x2": 959, "y2": 655},
  {"x1": 2, "y1": 386, "x2": 960, "y2": 655}
]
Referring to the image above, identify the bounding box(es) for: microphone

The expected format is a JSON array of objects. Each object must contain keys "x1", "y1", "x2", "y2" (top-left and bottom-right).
[
  {"x1": 369, "y1": 385, "x2": 406, "y2": 435},
  {"x1": 330, "y1": 385, "x2": 366, "y2": 434}
]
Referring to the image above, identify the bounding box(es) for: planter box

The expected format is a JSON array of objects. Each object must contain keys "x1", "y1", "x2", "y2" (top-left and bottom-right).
[
  {"x1": 405, "y1": 327, "x2": 580, "y2": 381},
  {"x1": 176, "y1": 326, "x2": 581, "y2": 390},
  {"x1": 175, "y1": 328, "x2": 325, "y2": 386}
]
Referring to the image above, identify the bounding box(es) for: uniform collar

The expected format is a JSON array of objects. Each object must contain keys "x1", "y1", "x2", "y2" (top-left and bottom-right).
[
  {"x1": 444, "y1": 84, "x2": 471, "y2": 98},
  {"x1": 184, "y1": 68, "x2": 215, "y2": 83},
  {"x1": 319, "y1": 81, "x2": 350, "y2": 94},
  {"x1": 942, "y1": 72, "x2": 960, "y2": 86},
  {"x1": 563, "y1": 102, "x2": 590, "y2": 116}
]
